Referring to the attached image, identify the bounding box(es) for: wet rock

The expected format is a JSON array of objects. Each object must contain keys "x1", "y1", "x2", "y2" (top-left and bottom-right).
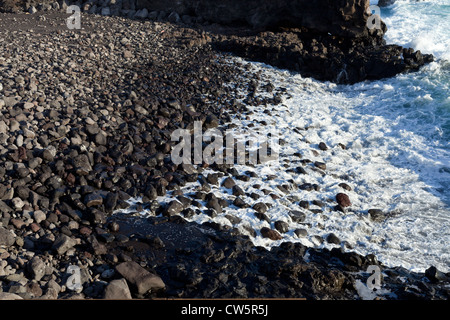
[
  {"x1": 326, "y1": 233, "x2": 341, "y2": 245},
  {"x1": 314, "y1": 161, "x2": 326, "y2": 170},
  {"x1": 232, "y1": 185, "x2": 245, "y2": 197},
  {"x1": 221, "y1": 177, "x2": 236, "y2": 189},
  {"x1": 338, "y1": 183, "x2": 352, "y2": 191},
  {"x1": 233, "y1": 197, "x2": 248, "y2": 208},
  {"x1": 289, "y1": 210, "x2": 306, "y2": 223},
  {"x1": 336, "y1": 193, "x2": 351, "y2": 207},
  {"x1": 252, "y1": 202, "x2": 268, "y2": 214},
  {"x1": 274, "y1": 221, "x2": 289, "y2": 233},
  {"x1": 318, "y1": 142, "x2": 328, "y2": 151},
  {"x1": 166, "y1": 200, "x2": 184, "y2": 216},
  {"x1": 294, "y1": 228, "x2": 308, "y2": 238},
  {"x1": 260, "y1": 227, "x2": 282, "y2": 240},
  {"x1": 368, "y1": 209, "x2": 385, "y2": 222},
  {"x1": 104, "y1": 192, "x2": 119, "y2": 213},
  {"x1": 378, "y1": 0, "x2": 396, "y2": 6},
  {"x1": 425, "y1": 266, "x2": 449, "y2": 283},
  {"x1": 206, "y1": 197, "x2": 222, "y2": 214}
]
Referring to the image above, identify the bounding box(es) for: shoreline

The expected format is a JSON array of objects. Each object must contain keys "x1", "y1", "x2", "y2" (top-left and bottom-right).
[{"x1": 0, "y1": 9, "x2": 449, "y2": 300}]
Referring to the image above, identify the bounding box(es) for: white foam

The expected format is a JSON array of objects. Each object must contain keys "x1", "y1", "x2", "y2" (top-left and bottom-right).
[
  {"x1": 382, "y1": 0, "x2": 450, "y2": 61},
  {"x1": 134, "y1": 57, "x2": 449, "y2": 273},
  {"x1": 119, "y1": 0, "x2": 450, "y2": 273}
]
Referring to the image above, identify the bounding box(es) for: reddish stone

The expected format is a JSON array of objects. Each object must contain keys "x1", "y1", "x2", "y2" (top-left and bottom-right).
[
  {"x1": 66, "y1": 173, "x2": 76, "y2": 185},
  {"x1": 30, "y1": 223, "x2": 41, "y2": 233},
  {"x1": 79, "y1": 226, "x2": 92, "y2": 236},
  {"x1": 336, "y1": 193, "x2": 351, "y2": 207},
  {"x1": 10, "y1": 218, "x2": 25, "y2": 229}
]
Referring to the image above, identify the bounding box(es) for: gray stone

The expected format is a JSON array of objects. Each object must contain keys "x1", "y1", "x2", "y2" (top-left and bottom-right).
[
  {"x1": 168, "y1": 11, "x2": 181, "y2": 23},
  {"x1": 33, "y1": 210, "x2": 46, "y2": 224},
  {"x1": 52, "y1": 234, "x2": 77, "y2": 255},
  {"x1": 0, "y1": 120, "x2": 7, "y2": 133},
  {"x1": 0, "y1": 226, "x2": 16, "y2": 246},
  {"x1": 314, "y1": 161, "x2": 327, "y2": 170},
  {"x1": 294, "y1": 228, "x2": 308, "y2": 238},
  {"x1": 46, "y1": 279, "x2": 61, "y2": 296},
  {"x1": 11, "y1": 197, "x2": 24, "y2": 210},
  {"x1": 221, "y1": 177, "x2": 236, "y2": 189},
  {"x1": 289, "y1": 210, "x2": 306, "y2": 223},
  {"x1": 0, "y1": 200, "x2": 13, "y2": 214},
  {"x1": 73, "y1": 154, "x2": 92, "y2": 175},
  {"x1": 115, "y1": 261, "x2": 165, "y2": 295},
  {"x1": 0, "y1": 292, "x2": 23, "y2": 300},
  {"x1": 28, "y1": 256, "x2": 46, "y2": 281},
  {"x1": 103, "y1": 278, "x2": 133, "y2": 299},
  {"x1": 165, "y1": 200, "x2": 184, "y2": 216}
]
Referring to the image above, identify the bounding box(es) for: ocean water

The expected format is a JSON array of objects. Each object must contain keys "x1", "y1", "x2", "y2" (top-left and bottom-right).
[{"x1": 123, "y1": 0, "x2": 450, "y2": 273}]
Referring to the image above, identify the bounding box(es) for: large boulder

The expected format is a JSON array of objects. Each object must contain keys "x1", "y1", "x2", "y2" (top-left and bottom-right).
[
  {"x1": 115, "y1": 261, "x2": 165, "y2": 296},
  {"x1": 103, "y1": 278, "x2": 133, "y2": 299}
]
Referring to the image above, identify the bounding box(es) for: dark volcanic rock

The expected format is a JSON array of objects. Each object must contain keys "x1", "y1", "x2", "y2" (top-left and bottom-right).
[
  {"x1": 425, "y1": 266, "x2": 449, "y2": 283},
  {"x1": 368, "y1": 209, "x2": 385, "y2": 222},
  {"x1": 260, "y1": 227, "x2": 282, "y2": 240},
  {"x1": 274, "y1": 220, "x2": 289, "y2": 233},
  {"x1": 221, "y1": 177, "x2": 236, "y2": 189},
  {"x1": 252, "y1": 202, "x2": 268, "y2": 214},
  {"x1": 138, "y1": 0, "x2": 371, "y2": 38}
]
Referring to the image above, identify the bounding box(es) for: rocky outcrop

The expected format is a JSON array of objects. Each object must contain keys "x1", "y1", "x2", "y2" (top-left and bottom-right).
[
  {"x1": 137, "y1": 0, "x2": 371, "y2": 38},
  {"x1": 212, "y1": 27, "x2": 433, "y2": 84}
]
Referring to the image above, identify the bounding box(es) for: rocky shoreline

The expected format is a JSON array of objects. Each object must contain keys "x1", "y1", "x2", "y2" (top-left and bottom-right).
[{"x1": 0, "y1": 5, "x2": 449, "y2": 300}]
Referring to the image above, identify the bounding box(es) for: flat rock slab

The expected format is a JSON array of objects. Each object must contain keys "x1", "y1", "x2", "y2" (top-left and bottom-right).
[{"x1": 115, "y1": 261, "x2": 165, "y2": 295}]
